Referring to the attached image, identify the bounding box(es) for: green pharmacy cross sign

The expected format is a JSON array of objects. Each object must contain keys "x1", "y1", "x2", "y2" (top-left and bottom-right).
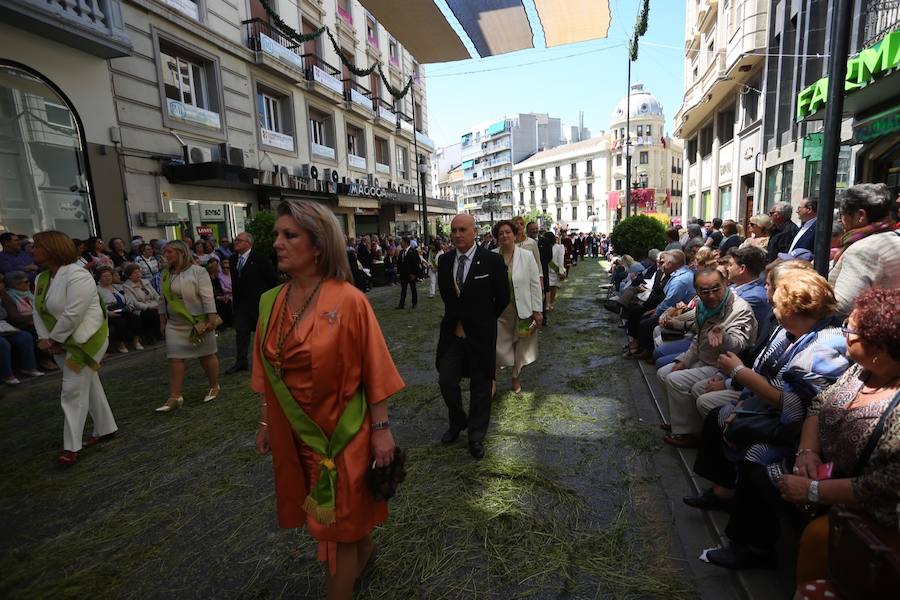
[{"x1": 796, "y1": 28, "x2": 900, "y2": 121}]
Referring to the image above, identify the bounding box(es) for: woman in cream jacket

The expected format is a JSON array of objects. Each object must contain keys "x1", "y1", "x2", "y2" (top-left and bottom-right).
[
  {"x1": 157, "y1": 240, "x2": 221, "y2": 412},
  {"x1": 32, "y1": 231, "x2": 117, "y2": 465},
  {"x1": 494, "y1": 220, "x2": 543, "y2": 394}
]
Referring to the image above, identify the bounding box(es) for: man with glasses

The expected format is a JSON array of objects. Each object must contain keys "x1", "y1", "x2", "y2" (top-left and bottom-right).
[
  {"x1": 766, "y1": 202, "x2": 799, "y2": 263},
  {"x1": 226, "y1": 232, "x2": 278, "y2": 374},
  {"x1": 777, "y1": 199, "x2": 817, "y2": 262},
  {"x1": 657, "y1": 268, "x2": 757, "y2": 448}
]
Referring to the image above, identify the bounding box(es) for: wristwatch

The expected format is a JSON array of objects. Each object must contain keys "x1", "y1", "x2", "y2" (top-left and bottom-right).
[
  {"x1": 807, "y1": 480, "x2": 820, "y2": 503},
  {"x1": 372, "y1": 420, "x2": 390, "y2": 431}
]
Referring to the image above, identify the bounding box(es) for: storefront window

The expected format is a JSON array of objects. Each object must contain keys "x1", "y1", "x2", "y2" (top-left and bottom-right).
[
  {"x1": 765, "y1": 161, "x2": 793, "y2": 210},
  {"x1": 0, "y1": 63, "x2": 93, "y2": 237},
  {"x1": 702, "y1": 190, "x2": 712, "y2": 221},
  {"x1": 170, "y1": 201, "x2": 247, "y2": 242},
  {"x1": 718, "y1": 185, "x2": 732, "y2": 218}
]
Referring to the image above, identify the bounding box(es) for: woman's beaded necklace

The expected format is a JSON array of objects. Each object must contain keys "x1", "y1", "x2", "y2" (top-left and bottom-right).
[{"x1": 273, "y1": 277, "x2": 325, "y2": 378}]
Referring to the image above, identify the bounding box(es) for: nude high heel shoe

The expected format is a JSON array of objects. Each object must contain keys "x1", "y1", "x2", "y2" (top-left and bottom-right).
[
  {"x1": 202, "y1": 385, "x2": 221, "y2": 403},
  {"x1": 155, "y1": 396, "x2": 184, "y2": 412}
]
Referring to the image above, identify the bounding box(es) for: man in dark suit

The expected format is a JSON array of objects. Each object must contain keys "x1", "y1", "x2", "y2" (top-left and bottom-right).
[
  {"x1": 766, "y1": 202, "x2": 799, "y2": 263},
  {"x1": 356, "y1": 235, "x2": 372, "y2": 270},
  {"x1": 395, "y1": 236, "x2": 419, "y2": 309},
  {"x1": 226, "y1": 231, "x2": 278, "y2": 374},
  {"x1": 777, "y1": 198, "x2": 817, "y2": 261},
  {"x1": 436, "y1": 214, "x2": 510, "y2": 459}
]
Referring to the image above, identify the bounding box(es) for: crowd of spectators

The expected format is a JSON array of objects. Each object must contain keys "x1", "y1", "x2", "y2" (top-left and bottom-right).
[
  {"x1": 0, "y1": 231, "x2": 236, "y2": 385},
  {"x1": 603, "y1": 182, "x2": 900, "y2": 586}
]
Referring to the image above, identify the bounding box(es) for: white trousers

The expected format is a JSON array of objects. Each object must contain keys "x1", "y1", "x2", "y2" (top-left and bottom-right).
[
  {"x1": 696, "y1": 389, "x2": 742, "y2": 418},
  {"x1": 657, "y1": 362, "x2": 720, "y2": 435},
  {"x1": 428, "y1": 271, "x2": 438, "y2": 296},
  {"x1": 55, "y1": 341, "x2": 117, "y2": 452}
]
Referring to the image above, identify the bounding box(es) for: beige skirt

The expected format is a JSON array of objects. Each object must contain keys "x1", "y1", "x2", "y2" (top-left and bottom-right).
[
  {"x1": 496, "y1": 302, "x2": 538, "y2": 377},
  {"x1": 165, "y1": 314, "x2": 217, "y2": 359}
]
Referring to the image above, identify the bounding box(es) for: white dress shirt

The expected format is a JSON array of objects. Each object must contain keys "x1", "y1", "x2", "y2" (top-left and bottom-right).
[{"x1": 455, "y1": 243, "x2": 478, "y2": 284}]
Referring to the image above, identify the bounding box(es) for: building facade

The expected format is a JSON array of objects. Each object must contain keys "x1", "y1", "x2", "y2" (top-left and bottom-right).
[
  {"x1": 676, "y1": 0, "x2": 898, "y2": 227},
  {"x1": 513, "y1": 137, "x2": 610, "y2": 233},
  {"x1": 609, "y1": 84, "x2": 684, "y2": 224},
  {"x1": 675, "y1": 0, "x2": 768, "y2": 226},
  {"x1": 0, "y1": 0, "x2": 446, "y2": 242},
  {"x1": 457, "y1": 113, "x2": 563, "y2": 222}
]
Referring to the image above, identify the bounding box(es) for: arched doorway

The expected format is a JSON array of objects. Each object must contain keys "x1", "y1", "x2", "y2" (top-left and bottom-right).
[{"x1": 0, "y1": 61, "x2": 96, "y2": 237}]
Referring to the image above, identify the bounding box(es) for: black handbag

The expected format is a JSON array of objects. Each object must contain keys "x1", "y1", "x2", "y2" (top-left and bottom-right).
[
  {"x1": 365, "y1": 447, "x2": 406, "y2": 502},
  {"x1": 722, "y1": 408, "x2": 802, "y2": 447}
]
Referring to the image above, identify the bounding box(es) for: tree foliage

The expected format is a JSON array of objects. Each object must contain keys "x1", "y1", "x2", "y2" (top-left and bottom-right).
[
  {"x1": 245, "y1": 210, "x2": 277, "y2": 258},
  {"x1": 610, "y1": 214, "x2": 666, "y2": 260}
]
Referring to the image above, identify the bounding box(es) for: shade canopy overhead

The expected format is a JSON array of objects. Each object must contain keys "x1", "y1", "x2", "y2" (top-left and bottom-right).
[{"x1": 359, "y1": 0, "x2": 612, "y2": 63}]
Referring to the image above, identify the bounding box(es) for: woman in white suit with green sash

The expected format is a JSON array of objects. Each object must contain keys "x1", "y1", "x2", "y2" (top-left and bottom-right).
[{"x1": 32, "y1": 231, "x2": 117, "y2": 466}]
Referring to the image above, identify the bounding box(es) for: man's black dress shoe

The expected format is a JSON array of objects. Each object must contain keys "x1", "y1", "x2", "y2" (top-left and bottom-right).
[
  {"x1": 225, "y1": 364, "x2": 248, "y2": 375},
  {"x1": 705, "y1": 544, "x2": 776, "y2": 570},
  {"x1": 683, "y1": 488, "x2": 734, "y2": 512},
  {"x1": 441, "y1": 428, "x2": 462, "y2": 444},
  {"x1": 469, "y1": 441, "x2": 485, "y2": 459}
]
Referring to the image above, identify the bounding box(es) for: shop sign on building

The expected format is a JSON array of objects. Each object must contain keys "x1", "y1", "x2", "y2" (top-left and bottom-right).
[
  {"x1": 200, "y1": 206, "x2": 226, "y2": 221},
  {"x1": 797, "y1": 28, "x2": 900, "y2": 120},
  {"x1": 260, "y1": 128, "x2": 294, "y2": 151},
  {"x1": 852, "y1": 105, "x2": 900, "y2": 143},
  {"x1": 802, "y1": 133, "x2": 824, "y2": 161},
  {"x1": 338, "y1": 182, "x2": 397, "y2": 201},
  {"x1": 312, "y1": 65, "x2": 344, "y2": 95},
  {"x1": 259, "y1": 33, "x2": 304, "y2": 71},
  {"x1": 167, "y1": 99, "x2": 221, "y2": 129}
]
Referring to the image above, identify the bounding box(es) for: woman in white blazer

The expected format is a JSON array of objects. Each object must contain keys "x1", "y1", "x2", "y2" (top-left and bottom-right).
[
  {"x1": 494, "y1": 220, "x2": 543, "y2": 394},
  {"x1": 546, "y1": 232, "x2": 567, "y2": 311},
  {"x1": 32, "y1": 231, "x2": 118, "y2": 466},
  {"x1": 157, "y1": 240, "x2": 221, "y2": 412}
]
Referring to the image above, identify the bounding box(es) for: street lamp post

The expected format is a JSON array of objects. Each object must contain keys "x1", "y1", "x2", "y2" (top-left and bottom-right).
[
  {"x1": 481, "y1": 181, "x2": 502, "y2": 229},
  {"x1": 417, "y1": 158, "x2": 428, "y2": 241}
]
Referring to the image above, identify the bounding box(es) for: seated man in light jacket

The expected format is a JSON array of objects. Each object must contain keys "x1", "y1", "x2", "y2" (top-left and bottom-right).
[{"x1": 656, "y1": 268, "x2": 757, "y2": 448}]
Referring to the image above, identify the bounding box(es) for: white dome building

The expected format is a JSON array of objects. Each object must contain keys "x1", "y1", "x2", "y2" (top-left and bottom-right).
[{"x1": 608, "y1": 84, "x2": 684, "y2": 221}]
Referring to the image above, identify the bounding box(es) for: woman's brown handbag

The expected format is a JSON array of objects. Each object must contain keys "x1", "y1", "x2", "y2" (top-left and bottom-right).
[{"x1": 827, "y1": 508, "x2": 900, "y2": 599}]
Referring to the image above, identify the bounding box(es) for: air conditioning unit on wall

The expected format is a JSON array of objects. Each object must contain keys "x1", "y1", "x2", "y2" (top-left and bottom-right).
[{"x1": 184, "y1": 145, "x2": 212, "y2": 164}]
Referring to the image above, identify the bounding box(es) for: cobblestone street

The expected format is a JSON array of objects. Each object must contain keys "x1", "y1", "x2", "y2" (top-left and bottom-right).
[{"x1": 1, "y1": 260, "x2": 698, "y2": 599}]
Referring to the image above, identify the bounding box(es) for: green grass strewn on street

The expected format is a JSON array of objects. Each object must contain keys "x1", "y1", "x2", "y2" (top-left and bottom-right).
[{"x1": 0, "y1": 260, "x2": 694, "y2": 599}]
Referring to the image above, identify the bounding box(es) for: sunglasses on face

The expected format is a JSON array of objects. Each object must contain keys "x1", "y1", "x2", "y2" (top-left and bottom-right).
[{"x1": 697, "y1": 285, "x2": 723, "y2": 295}]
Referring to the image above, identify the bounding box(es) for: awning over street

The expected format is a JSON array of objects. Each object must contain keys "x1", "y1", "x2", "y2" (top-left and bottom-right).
[
  {"x1": 445, "y1": 0, "x2": 533, "y2": 57},
  {"x1": 357, "y1": 0, "x2": 470, "y2": 63},
  {"x1": 533, "y1": 0, "x2": 611, "y2": 48},
  {"x1": 359, "y1": 0, "x2": 612, "y2": 62}
]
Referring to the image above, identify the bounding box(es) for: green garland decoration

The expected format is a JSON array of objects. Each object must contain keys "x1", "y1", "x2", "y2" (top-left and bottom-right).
[
  {"x1": 258, "y1": 0, "x2": 325, "y2": 48},
  {"x1": 635, "y1": 0, "x2": 649, "y2": 37},
  {"x1": 325, "y1": 27, "x2": 380, "y2": 77},
  {"x1": 629, "y1": 0, "x2": 650, "y2": 61},
  {"x1": 380, "y1": 70, "x2": 413, "y2": 101},
  {"x1": 254, "y1": 0, "x2": 415, "y2": 101}
]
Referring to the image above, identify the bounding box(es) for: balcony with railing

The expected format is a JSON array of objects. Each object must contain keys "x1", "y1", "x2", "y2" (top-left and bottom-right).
[
  {"x1": 863, "y1": 0, "x2": 900, "y2": 47},
  {"x1": 244, "y1": 19, "x2": 307, "y2": 81},
  {"x1": 304, "y1": 54, "x2": 344, "y2": 99},
  {"x1": 344, "y1": 79, "x2": 373, "y2": 116},
  {"x1": 373, "y1": 97, "x2": 397, "y2": 129},
  {"x1": 2, "y1": 0, "x2": 132, "y2": 57}
]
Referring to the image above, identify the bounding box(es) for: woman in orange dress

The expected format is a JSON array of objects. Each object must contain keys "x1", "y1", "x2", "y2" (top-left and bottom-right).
[{"x1": 252, "y1": 200, "x2": 403, "y2": 600}]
